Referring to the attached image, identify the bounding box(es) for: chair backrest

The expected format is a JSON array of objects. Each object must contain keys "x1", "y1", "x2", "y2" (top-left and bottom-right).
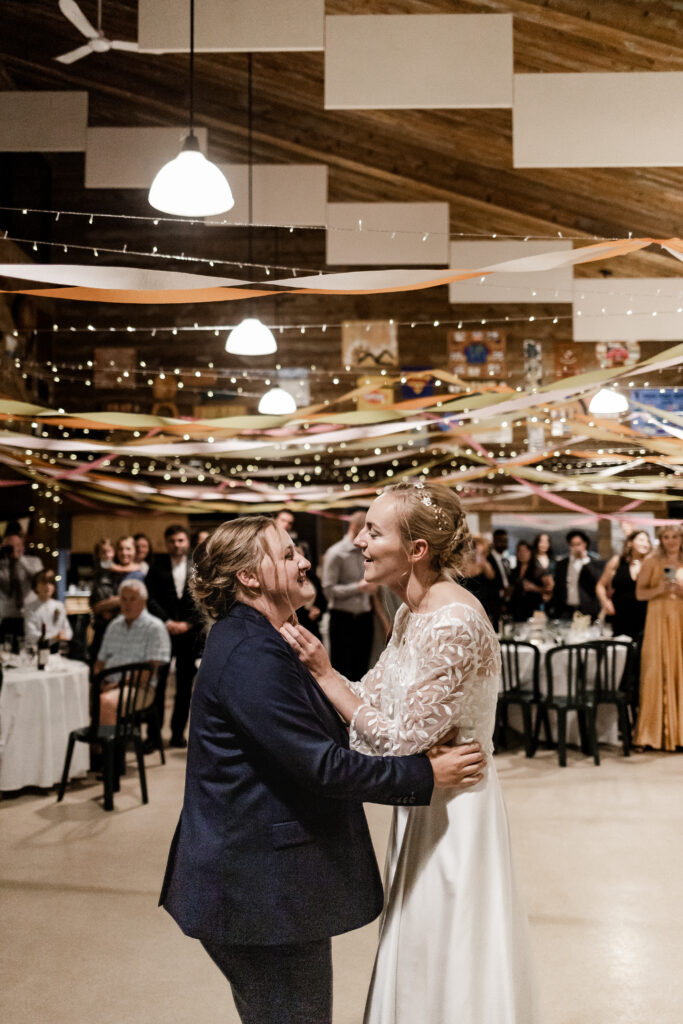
[
  {"x1": 544, "y1": 643, "x2": 594, "y2": 702},
  {"x1": 92, "y1": 662, "x2": 156, "y2": 739},
  {"x1": 499, "y1": 640, "x2": 540, "y2": 696},
  {"x1": 584, "y1": 639, "x2": 634, "y2": 695}
]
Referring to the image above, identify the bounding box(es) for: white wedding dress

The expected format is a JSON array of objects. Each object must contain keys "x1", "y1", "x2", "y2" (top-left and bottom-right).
[{"x1": 347, "y1": 600, "x2": 539, "y2": 1024}]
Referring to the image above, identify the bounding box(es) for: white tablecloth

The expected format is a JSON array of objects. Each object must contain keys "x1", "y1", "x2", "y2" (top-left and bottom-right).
[
  {"x1": 0, "y1": 657, "x2": 90, "y2": 790},
  {"x1": 505, "y1": 641, "x2": 628, "y2": 747}
]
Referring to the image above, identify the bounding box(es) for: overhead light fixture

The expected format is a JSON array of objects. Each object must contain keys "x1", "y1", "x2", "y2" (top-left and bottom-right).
[
  {"x1": 225, "y1": 317, "x2": 276, "y2": 355},
  {"x1": 588, "y1": 388, "x2": 629, "y2": 415},
  {"x1": 148, "y1": 0, "x2": 233, "y2": 217},
  {"x1": 227, "y1": 53, "x2": 278, "y2": 356},
  {"x1": 258, "y1": 387, "x2": 297, "y2": 415}
]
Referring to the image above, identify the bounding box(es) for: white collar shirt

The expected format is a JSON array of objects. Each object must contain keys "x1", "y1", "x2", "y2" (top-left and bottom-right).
[
  {"x1": 566, "y1": 555, "x2": 590, "y2": 607},
  {"x1": 171, "y1": 558, "x2": 188, "y2": 601}
]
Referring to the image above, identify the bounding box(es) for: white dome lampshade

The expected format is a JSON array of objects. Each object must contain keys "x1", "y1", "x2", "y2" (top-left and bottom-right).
[
  {"x1": 258, "y1": 387, "x2": 297, "y2": 415},
  {"x1": 588, "y1": 388, "x2": 629, "y2": 415},
  {"x1": 225, "y1": 317, "x2": 277, "y2": 356},
  {"x1": 148, "y1": 135, "x2": 234, "y2": 218}
]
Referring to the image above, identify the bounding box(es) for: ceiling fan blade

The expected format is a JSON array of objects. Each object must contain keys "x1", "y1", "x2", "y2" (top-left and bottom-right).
[
  {"x1": 110, "y1": 40, "x2": 139, "y2": 53},
  {"x1": 54, "y1": 41, "x2": 96, "y2": 64},
  {"x1": 58, "y1": 0, "x2": 97, "y2": 40}
]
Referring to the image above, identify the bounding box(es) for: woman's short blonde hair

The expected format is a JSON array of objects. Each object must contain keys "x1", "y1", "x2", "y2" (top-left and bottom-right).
[
  {"x1": 655, "y1": 524, "x2": 683, "y2": 550},
  {"x1": 190, "y1": 515, "x2": 276, "y2": 625},
  {"x1": 381, "y1": 481, "x2": 472, "y2": 580}
]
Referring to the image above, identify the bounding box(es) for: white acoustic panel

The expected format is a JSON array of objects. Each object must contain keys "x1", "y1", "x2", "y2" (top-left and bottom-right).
[
  {"x1": 514, "y1": 72, "x2": 683, "y2": 168},
  {"x1": 0, "y1": 92, "x2": 88, "y2": 151},
  {"x1": 326, "y1": 204, "x2": 449, "y2": 266},
  {"x1": 448, "y1": 241, "x2": 574, "y2": 303},
  {"x1": 85, "y1": 127, "x2": 209, "y2": 188},
  {"x1": 325, "y1": 15, "x2": 512, "y2": 109},
  {"x1": 573, "y1": 279, "x2": 683, "y2": 341},
  {"x1": 138, "y1": 0, "x2": 324, "y2": 52},
  {"x1": 207, "y1": 165, "x2": 328, "y2": 226}
]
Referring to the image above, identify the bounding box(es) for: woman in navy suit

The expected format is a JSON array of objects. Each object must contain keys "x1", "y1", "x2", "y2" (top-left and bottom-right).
[{"x1": 160, "y1": 515, "x2": 485, "y2": 1024}]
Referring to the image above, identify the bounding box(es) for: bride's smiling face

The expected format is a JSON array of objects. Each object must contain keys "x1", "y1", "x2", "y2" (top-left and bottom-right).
[{"x1": 355, "y1": 494, "x2": 412, "y2": 589}]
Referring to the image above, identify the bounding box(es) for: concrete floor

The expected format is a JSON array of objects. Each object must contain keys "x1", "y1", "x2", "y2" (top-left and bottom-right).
[{"x1": 1, "y1": 743, "x2": 682, "y2": 1024}]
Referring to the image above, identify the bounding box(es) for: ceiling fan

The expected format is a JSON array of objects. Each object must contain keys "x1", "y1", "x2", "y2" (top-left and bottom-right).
[{"x1": 54, "y1": 0, "x2": 138, "y2": 64}]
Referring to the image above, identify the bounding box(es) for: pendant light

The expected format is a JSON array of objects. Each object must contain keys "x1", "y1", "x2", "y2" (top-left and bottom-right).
[
  {"x1": 148, "y1": 0, "x2": 234, "y2": 217},
  {"x1": 588, "y1": 388, "x2": 629, "y2": 415},
  {"x1": 258, "y1": 387, "x2": 297, "y2": 415},
  {"x1": 225, "y1": 53, "x2": 277, "y2": 357}
]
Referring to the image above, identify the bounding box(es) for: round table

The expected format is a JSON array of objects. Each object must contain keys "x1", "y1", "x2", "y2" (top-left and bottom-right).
[{"x1": 0, "y1": 656, "x2": 90, "y2": 790}]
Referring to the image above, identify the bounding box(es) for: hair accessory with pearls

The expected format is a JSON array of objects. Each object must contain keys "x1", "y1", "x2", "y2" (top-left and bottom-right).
[{"x1": 412, "y1": 479, "x2": 450, "y2": 531}]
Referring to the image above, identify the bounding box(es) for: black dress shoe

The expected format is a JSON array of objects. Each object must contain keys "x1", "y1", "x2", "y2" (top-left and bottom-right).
[
  {"x1": 142, "y1": 738, "x2": 157, "y2": 755},
  {"x1": 169, "y1": 736, "x2": 187, "y2": 749}
]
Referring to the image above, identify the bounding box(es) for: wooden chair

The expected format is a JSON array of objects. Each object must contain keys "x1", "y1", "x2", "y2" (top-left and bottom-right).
[{"x1": 57, "y1": 661, "x2": 156, "y2": 811}]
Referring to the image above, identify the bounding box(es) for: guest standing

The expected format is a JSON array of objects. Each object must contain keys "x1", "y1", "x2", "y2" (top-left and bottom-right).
[
  {"x1": 461, "y1": 534, "x2": 495, "y2": 610},
  {"x1": 508, "y1": 541, "x2": 553, "y2": 622},
  {"x1": 633, "y1": 525, "x2": 683, "y2": 751},
  {"x1": 146, "y1": 524, "x2": 201, "y2": 748},
  {"x1": 548, "y1": 530, "x2": 603, "y2": 620},
  {"x1": 134, "y1": 533, "x2": 154, "y2": 577},
  {"x1": 322, "y1": 511, "x2": 375, "y2": 680},
  {"x1": 0, "y1": 528, "x2": 43, "y2": 650},
  {"x1": 485, "y1": 528, "x2": 512, "y2": 632},
  {"x1": 596, "y1": 530, "x2": 651, "y2": 638},
  {"x1": 531, "y1": 532, "x2": 556, "y2": 578}
]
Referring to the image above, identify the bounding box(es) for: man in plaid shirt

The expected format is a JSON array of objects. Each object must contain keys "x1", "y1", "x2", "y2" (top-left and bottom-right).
[{"x1": 95, "y1": 579, "x2": 170, "y2": 725}]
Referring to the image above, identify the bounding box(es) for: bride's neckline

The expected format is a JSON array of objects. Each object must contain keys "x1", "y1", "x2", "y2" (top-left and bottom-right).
[{"x1": 407, "y1": 600, "x2": 489, "y2": 625}]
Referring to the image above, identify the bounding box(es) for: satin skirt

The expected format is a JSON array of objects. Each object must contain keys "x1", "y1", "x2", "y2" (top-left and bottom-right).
[
  {"x1": 364, "y1": 761, "x2": 539, "y2": 1024},
  {"x1": 634, "y1": 596, "x2": 683, "y2": 751}
]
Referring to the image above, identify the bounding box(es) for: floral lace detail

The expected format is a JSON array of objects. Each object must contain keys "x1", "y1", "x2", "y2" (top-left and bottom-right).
[{"x1": 347, "y1": 602, "x2": 500, "y2": 757}]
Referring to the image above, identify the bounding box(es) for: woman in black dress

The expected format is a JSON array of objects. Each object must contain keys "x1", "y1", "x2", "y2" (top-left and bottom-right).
[
  {"x1": 596, "y1": 530, "x2": 652, "y2": 638},
  {"x1": 509, "y1": 541, "x2": 553, "y2": 622}
]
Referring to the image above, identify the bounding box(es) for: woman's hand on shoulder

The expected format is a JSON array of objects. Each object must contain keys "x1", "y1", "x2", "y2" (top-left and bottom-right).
[{"x1": 280, "y1": 622, "x2": 331, "y2": 677}]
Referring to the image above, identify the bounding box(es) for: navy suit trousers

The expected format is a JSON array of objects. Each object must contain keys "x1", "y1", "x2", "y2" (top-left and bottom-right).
[{"x1": 201, "y1": 937, "x2": 332, "y2": 1024}]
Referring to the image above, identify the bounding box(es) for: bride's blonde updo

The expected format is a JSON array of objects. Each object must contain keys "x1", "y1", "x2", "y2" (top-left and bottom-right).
[
  {"x1": 382, "y1": 480, "x2": 473, "y2": 580},
  {"x1": 190, "y1": 515, "x2": 275, "y2": 625}
]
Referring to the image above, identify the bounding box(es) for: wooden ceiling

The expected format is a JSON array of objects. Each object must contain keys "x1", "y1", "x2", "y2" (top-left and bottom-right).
[{"x1": 0, "y1": 1, "x2": 682, "y2": 523}]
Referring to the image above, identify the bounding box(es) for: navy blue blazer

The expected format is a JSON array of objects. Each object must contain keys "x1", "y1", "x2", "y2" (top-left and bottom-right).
[{"x1": 160, "y1": 602, "x2": 434, "y2": 946}]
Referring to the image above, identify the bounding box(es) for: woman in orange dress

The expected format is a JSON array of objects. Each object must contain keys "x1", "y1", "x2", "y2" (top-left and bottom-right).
[{"x1": 633, "y1": 525, "x2": 683, "y2": 750}]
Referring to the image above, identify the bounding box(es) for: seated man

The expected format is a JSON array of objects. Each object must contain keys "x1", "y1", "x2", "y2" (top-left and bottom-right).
[{"x1": 94, "y1": 579, "x2": 171, "y2": 726}]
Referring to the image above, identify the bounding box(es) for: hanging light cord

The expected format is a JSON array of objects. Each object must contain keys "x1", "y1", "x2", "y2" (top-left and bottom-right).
[{"x1": 189, "y1": 0, "x2": 195, "y2": 138}]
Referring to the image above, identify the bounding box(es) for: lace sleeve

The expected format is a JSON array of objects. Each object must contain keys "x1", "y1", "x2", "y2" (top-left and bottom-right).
[{"x1": 349, "y1": 610, "x2": 486, "y2": 756}]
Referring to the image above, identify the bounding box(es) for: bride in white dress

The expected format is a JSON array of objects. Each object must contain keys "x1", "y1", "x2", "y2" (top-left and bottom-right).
[{"x1": 282, "y1": 481, "x2": 538, "y2": 1024}]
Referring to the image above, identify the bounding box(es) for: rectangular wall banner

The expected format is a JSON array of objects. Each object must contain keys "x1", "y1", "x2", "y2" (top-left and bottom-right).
[
  {"x1": 341, "y1": 320, "x2": 399, "y2": 369},
  {"x1": 447, "y1": 329, "x2": 507, "y2": 379},
  {"x1": 356, "y1": 375, "x2": 395, "y2": 411},
  {"x1": 523, "y1": 338, "x2": 543, "y2": 389},
  {"x1": 596, "y1": 340, "x2": 640, "y2": 369},
  {"x1": 554, "y1": 342, "x2": 584, "y2": 379}
]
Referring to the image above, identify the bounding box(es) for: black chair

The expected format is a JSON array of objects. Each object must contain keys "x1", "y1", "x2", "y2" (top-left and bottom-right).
[
  {"x1": 496, "y1": 641, "x2": 547, "y2": 757},
  {"x1": 536, "y1": 644, "x2": 599, "y2": 767},
  {"x1": 57, "y1": 661, "x2": 156, "y2": 811},
  {"x1": 585, "y1": 639, "x2": 636, "y2": 757}
]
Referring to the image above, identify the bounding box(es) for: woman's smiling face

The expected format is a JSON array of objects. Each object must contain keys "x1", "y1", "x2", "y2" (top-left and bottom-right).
[
  {"x1": 355, "y1": 494, "x2": 412, "y2": 590},
  {"x1": 258, "y1": 525, "x2": 314, "y2": 611}
]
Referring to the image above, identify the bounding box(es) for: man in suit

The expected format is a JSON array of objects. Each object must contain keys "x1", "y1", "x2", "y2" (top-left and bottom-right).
[
  {"x1": 484, "y1": 528, "x2": 511, "y2": 632},
  {"x1": 549, "y1": 529, "x2": 604, "y2": 620},
  {"x1": 146, "y1": 524, "x2": 200, "y2": 748},
  {"x1": 160, "y1": 517, "x2": 485, "y2": 1024}
]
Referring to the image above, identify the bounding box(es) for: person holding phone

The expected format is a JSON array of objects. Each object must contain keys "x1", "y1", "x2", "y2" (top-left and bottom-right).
[{"x1": 633, "y1": 525, "x2": 683, "y2": 750}]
